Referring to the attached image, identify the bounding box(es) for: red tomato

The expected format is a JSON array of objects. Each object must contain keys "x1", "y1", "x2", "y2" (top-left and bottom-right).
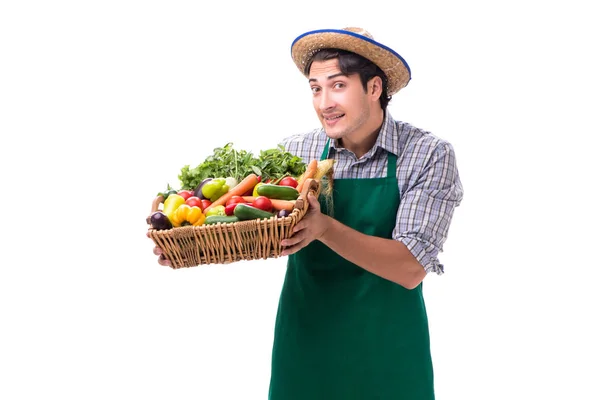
[
  {"x1": 200, "y1": 199, "x2": 212, "y2": 210},
  {"x1": 226, "y1": 195, "x2": 246, "y2": 206},
  {"x1": 178, "y1": 190, "x2": 194, "y2": 200},
  {"x1": 225, "y1": 203, "x2": 238, "y2": 216},
  {"x1": 278, "y1": 177, "x2": 298, "y2": 188},
  {"x1": 252, "y1": 196, "x2": 273, "y2": 212},
  {"x1": 186, "y1": 196, "x2": 203, "y2": 210}
]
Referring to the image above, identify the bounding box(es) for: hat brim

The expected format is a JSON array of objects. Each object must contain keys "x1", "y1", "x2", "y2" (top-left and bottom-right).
[{"x1": 291, "y1": 29, "x2": 411, "y2": 95}]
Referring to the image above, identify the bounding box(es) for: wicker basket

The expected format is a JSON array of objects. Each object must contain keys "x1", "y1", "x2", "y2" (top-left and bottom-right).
[{"x1": 147, "y1": 179, "x2": 319, "y2": 269}]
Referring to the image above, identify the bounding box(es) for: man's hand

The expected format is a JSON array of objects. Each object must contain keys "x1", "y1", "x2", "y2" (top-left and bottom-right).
[
  {"x1": 146, "y1": 230, "x2": 171, "y2": 267},
  {"x1": 280, "y1": 193, "x2": 330, "y2": 256}
]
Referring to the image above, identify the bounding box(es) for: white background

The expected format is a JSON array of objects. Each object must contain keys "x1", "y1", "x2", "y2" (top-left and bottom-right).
[{"x1": 1, "y1": 1, "x2": 599, "y2": 399}]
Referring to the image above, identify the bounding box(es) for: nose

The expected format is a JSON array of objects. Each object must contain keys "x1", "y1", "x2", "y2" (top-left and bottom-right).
[{"x1": 318, "y1": 89, "x2": 335, "y2": 112}]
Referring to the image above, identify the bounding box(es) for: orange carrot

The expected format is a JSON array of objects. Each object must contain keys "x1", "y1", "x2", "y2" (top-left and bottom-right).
[
  {"x1": 203, "y1": 173, "x2": 259, "y2": 214},
  {"x1": 296, "y1": 159, "x2": 317, "y2": 192},
  {"x1": 242, "y1": 196, "x2": 295, "y2": 211}
]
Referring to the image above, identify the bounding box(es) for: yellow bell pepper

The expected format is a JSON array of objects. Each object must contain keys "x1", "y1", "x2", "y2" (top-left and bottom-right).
[
  {"x1": 253, "y1": 182, "x2": 265, "y2": 197},
  {"x1": 162, "y1": 193, "x2": 185, "y2": 222},
  {"x1": 171, "y1": 204, "x2": 206, "y2": 227}
]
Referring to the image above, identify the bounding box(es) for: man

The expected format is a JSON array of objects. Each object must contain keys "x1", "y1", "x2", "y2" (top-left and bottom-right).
[
  {"x1": 268, "y1": 27, "x2": 463, "y2": 399},
  {"x1": 151, "y1": 26, "x2": 463, "y2": 399}
]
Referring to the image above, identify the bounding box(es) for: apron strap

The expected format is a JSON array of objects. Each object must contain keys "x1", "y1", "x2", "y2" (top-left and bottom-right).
[
  {"x1": 387, "y1": 152, "x2": 397, "y2": 178},
  {"x1": 320, "y1": 138, "x2": 331, "y2": 161}
]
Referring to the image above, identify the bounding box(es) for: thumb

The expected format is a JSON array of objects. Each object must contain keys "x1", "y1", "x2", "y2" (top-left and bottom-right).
[{"x1": 307, "y1": 192, "x2": 320, "y2": 209}]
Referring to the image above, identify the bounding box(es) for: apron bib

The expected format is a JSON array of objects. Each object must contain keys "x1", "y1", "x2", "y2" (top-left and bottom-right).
[{"x1": 269, "y1": 141, "x2": 435, "y2": 400}]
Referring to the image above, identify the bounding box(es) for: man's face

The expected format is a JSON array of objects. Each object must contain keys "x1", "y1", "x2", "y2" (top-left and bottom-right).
[{"x1": 308, "y1": 59, "x2": 372, "y2": 142}]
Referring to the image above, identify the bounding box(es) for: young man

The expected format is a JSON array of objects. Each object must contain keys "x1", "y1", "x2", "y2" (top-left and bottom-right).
[
  {"x1": 150, "y1": 26, "x2": 463, "y2": 399},
  {"x1": 268, "y1": 27, "x2": 464, "y2": 399}
]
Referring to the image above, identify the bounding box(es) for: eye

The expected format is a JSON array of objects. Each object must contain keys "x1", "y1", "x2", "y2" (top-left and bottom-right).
[
  {"x1": 310, "y1": 86, "x2": 321, "y2": 94},
  {"x1": 333, "y1": 82, "x2": 345, "y2": 89}
]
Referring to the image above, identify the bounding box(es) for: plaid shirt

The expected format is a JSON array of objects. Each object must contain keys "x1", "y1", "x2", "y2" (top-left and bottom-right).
[{"x1": 280, "y1": 110, "x2": 464, "y2": 275}]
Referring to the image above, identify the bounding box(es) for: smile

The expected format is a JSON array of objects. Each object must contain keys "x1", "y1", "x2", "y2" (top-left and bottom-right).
[{"x1": 324, "y1": 114, "x2": 345, "y2": 120}]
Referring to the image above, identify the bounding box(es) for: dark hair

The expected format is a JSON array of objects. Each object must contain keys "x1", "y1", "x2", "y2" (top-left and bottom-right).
[{"x1": 304, "y1": 49, "x2": 391, "y2": 109}]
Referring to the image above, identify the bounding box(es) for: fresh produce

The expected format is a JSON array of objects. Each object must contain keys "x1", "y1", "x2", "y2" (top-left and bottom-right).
[
  {"x1": 205, "y1": 205, "x2": 226, "y2": 217},
  {"x1": 233, "y1": 203, "x2": 275, "y2": 221},
  {"x1": 251, "y1": 196, "x2": 273, "y2": 212},
  {"x1": 151, "y1": 143, "x2": 334, "y2": 234},
  {"x1": 224, "y1": 203, "x2": 239, "y2": 216},
  {"x1": 205, "y1": 215, "x2": 240, "y2": 225},
  {"x1": 178, "y1": 143, "x2": 306, "y2": 190},
  {"x1": 277, "y1": 209, "x2": 291, "y2": 218},
  {"x1": 162, "y1": 194, "x2": 186, "y2": 222},
  {"x1": 314, "y1": 159, "x2": 336, "y2": 180},
  {"x1": 224, "y1": 177, "x2": 238, "y2": 189},
  {"x1": 171, "y1": 204, "x2": 206, "y2": 227},
  {"x1": 242, "y1": 197, "x2": 295, "y2": 211},
  {"x1": 278, "y1": 176, "x2": 298, "y2": 188},
  {"x1": 252, "y1": 182, "x2": 265, "y2": 197},
  {"x1": 148, "y1": 211, "x2": 173, "y2": 230},
  {"x1": 177, "y1": 190, "x2": 194, "y2": 200},
  {"x1": 314, "y1": 159, "x2": 336, "y2": 201},
  {"x1": 201, "y1": 178, "x2": 229, "y2": 202},
  {"x1": 203, "y1": 173, "x2": 260, "y2": 214},
  {"x1": 200, "y1": 199, "x2": 212, "y2": 210},
  {"x1": 225, "y1": 196, "x2": 246, "y2": 206},
  {"x1": 256, "y1": 184, "x2": 300, "y2": 200},
  {"x1": 194, "y1": 178, "x2": 213, "y2": 200},
  {"x1": 185, "y1": 196, "x2": 204, "y2": 210},
  {"x1": 224, "y1": 196, "x2": 247, "y2": 215},
  {"x1": 296, "y1": 159, "x2": 318, "y2": 192},
  {"x1": 157, "y1": 186, "x2": 178, "y2": 200}
]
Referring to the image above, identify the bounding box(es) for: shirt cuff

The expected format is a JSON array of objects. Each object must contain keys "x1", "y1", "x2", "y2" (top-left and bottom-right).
[{"x1": 398, "y1": 236, "x2": 445, "y2": 275}]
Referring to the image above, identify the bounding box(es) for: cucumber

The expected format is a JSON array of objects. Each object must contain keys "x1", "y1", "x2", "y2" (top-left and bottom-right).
[
  {"x1": 256, "y1": 184, "x2": 300, "y2": 200},
  {"x1": 234, "y1": 203, "x2": 275, "y2": 221},
  {"x1": 204, "y1": 215, "x2": 240, "y2": 225}
]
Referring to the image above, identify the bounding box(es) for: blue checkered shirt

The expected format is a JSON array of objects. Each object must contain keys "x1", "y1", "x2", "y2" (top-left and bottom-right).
[{"x1": 279, "y1": 110, "x2": 464, "y2": 275}]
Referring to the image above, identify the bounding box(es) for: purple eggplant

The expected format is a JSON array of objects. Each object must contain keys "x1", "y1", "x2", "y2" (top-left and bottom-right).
[
  {"x1": 194, "y1": 178, "x2": 213, "y2": 200},
  {"x1": 147, "y1": 211, "x2": 172, "y2": 230},
  {"x1": 277, "y1": 209, "x2": 291, "y2": 218}
]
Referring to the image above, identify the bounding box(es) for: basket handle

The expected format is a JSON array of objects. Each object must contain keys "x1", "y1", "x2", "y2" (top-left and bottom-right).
[
  {"x1": 150, "y1": 195, "x2": 164, "y2": 214},
  {"x1": 293, "y1": 178, "x2": 319, "y2": 213},
  {"x1": 147, "y1": 195, "x2": 165, "y2": 226}
]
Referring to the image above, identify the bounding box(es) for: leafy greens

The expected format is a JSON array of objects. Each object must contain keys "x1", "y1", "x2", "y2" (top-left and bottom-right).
[{"x1": 178, "y1": 143, "x2": 306, "y2": 190}]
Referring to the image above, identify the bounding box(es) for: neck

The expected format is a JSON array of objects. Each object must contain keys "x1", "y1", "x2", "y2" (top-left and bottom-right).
[{"x1": 340, "y1": 108, "x2": 384, "y2": 158}]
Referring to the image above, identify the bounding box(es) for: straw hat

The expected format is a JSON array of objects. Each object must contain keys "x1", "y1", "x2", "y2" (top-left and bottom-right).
[{"x1": 291, "y1": 27, "x2": 411, "y2": 95}]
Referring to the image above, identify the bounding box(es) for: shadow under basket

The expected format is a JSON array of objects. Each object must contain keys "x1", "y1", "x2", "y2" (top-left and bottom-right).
[{"x1": 147, "y1": 179, "x2": 319, "y2": 269}]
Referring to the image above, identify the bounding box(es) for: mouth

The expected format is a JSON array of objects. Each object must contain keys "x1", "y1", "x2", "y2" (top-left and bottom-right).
[
  {"x1": 323, "y1": 113, "x2": 345, "y2": 121},
  {"x1": 323, "y1": 114, "x2": 345, "y2": 126}
]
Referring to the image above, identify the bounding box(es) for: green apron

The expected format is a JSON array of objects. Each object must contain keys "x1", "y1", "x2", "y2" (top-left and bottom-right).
[{"x1": 269, "y1": 140, "x2": 435, "y2": 400}]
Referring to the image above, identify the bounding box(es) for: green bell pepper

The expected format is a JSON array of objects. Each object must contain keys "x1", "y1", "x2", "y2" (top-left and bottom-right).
[
  {"x1": 201, "y1": 178, "x2": 229, "y2": 202},
  {"x1": 205, "y1": 205, "x2": 226, "y2": 217}
]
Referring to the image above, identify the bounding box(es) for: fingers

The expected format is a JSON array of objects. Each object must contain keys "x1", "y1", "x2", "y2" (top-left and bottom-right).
[
  {"x1": 281, "y1": 233, "x2": 303, "y2": 248},
  {"x1": 158, "y1": 255, "x2": 171, "y2": 267},
  {"x1": 291, "y1": 220, "x2": 306, "y2": 234},
  {"x1": 152, "y1": 246, "x2": 171, "y2": 267},
  {"x1": 280, "y1": 237, "x2": 310, "y2": 256}
]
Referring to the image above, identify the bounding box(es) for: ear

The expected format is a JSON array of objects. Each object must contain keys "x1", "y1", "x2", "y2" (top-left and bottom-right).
[{"x1": 368, "y1": 76, "x2": 383, "y2": 101}]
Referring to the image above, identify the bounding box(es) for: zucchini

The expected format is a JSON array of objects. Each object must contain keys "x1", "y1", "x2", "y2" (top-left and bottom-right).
[
  {"x1": 204, "y1": 215, "x2": 240, "y2": 225},
  {"x1": 234, "y1": 203, "x2": 275, "y2": 221},
  {"x1": 256, "y1": 184, "x2": 300, "y2": 200}
]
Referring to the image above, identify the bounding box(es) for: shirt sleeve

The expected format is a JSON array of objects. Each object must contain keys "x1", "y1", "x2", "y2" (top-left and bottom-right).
[{"x1": 393, "y1": 141, "x2": 464, "y2": 275}]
